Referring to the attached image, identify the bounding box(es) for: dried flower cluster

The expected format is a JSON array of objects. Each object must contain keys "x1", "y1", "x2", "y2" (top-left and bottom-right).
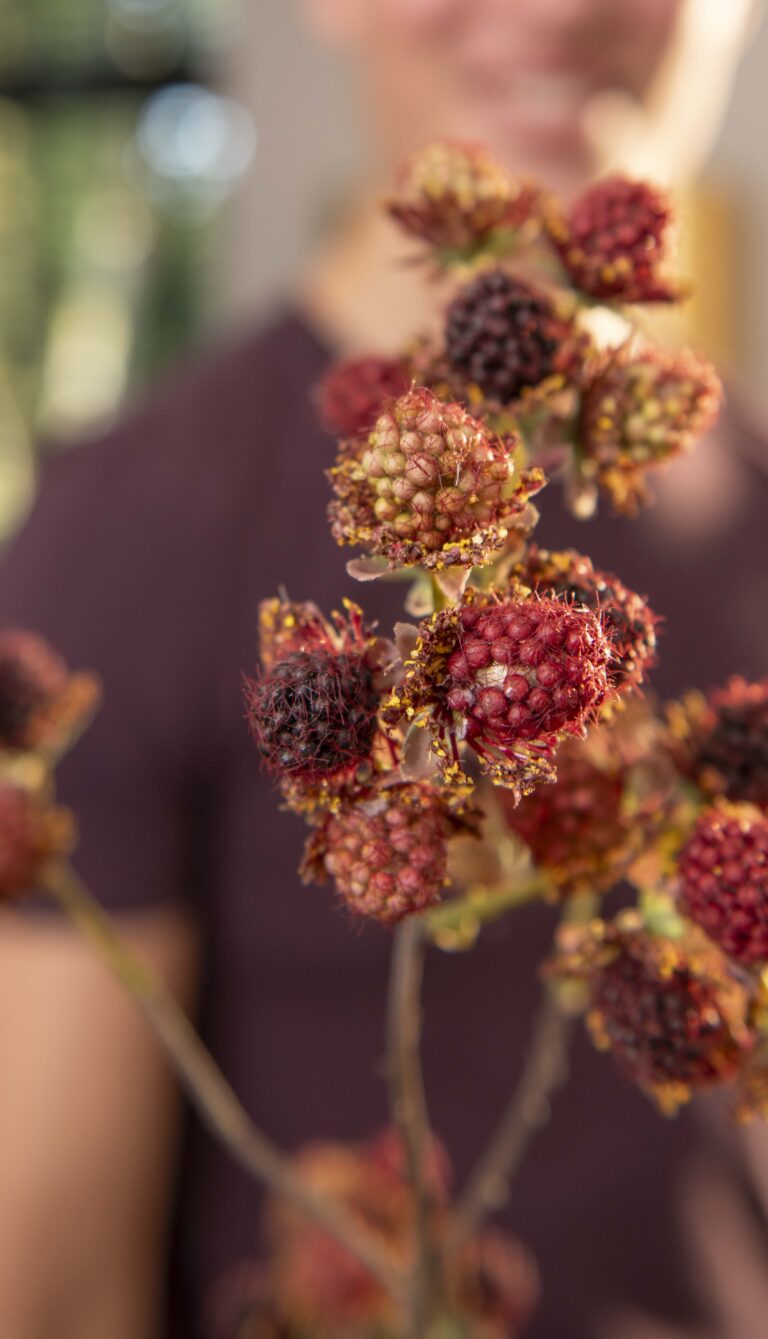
[
  {"x1": 384, "y1": 591, "x2": 613, "y2": 794},
  {"x1": 387, "y1": 138, "x2": 540, "y2": 257},
  {"x1": 550, "y1": 913, "x2": 752, "y2": 1115},
  {"x1": 0, "y1": 633, "x2": 96, "y2": 901},
  {"x1": 211, "y1": 1129, "x2": 539, "y2": 1339},
  {"x1": 266, "y1": 142, "x2": 768, "y2": 1136},
  {"x1": 544, "y1": 176, "x2": 680, "y2": 304},
  {"x1": 667, "y1": 677, "x2": 768, "y2": 809},
  {"x1": 319, "y1": 139, "x2": 721, "y2": 524},
  {"x1": 329, "y1": 386, "x2": 543, "y2": 571},
  {"x1": 576, "y1": 345, "x2": 722, "y2": 513},
  {"x1": 543, "y1": 677, "x2": 768, "y2": 1118},
  {"x1": 302, "y1": 780, "x2": 480, "y2": 923}
]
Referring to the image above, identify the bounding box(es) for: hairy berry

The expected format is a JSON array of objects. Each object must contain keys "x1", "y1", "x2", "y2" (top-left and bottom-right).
[
  {"x1": 518, "y1": 546, "x2": 657, "y2": 695},
  {"x1": 245, "y1": 650, "x2": 379, "y2": 784},
  {"x1": 500, "y1": 745, "x2": 628, "y2": 896},
  {"x1": 678, "y1": 805, "x2": 768, "y2": 966}
]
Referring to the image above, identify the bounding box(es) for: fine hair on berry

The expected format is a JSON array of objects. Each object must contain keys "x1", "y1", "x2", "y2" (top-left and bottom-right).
[{"x1": 245, "y1": 649, "x2": 379, "y2": 783}]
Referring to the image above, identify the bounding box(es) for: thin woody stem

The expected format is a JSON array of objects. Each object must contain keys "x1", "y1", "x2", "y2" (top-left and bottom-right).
[
  {"x1": 447, "y1": 988, "x2": 573, "y2": 1256},
  {"x1": 387, "y1": 918, "x2": 436, "y2": 1338},
  {"x1": 44, "y1": 861, "x2": 406, "y2": 1304}
]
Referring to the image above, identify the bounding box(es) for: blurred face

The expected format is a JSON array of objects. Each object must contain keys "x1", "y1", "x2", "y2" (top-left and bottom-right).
[{"x1": 305, "y1": 0, "x2": 745, "y2": 191}]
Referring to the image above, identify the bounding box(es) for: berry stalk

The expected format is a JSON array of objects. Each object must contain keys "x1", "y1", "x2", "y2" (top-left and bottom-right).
[{"x1": 386, "y1": 918, "x2": 437, "y2": 1336}]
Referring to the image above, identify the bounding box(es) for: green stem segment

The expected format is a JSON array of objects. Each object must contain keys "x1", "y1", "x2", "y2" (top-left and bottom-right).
[
  {"x1": 423, "y1": 876, "x2": 550, "y2": 948},
  {"x1": 44, "y1": 861, "x2": 406, "y2": 1305}
]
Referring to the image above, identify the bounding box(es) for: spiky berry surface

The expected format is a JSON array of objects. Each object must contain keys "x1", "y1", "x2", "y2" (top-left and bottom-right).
[
  {"x1": 519, "y1": 546, "x2": 656, "y2": 695},
  {"x1": 500, "y1": 747, "x2": 627, "y2": 895},
  {"x1": 317, "y1": 355, "x2": 409, "y2": 439},
  {"x1": 0, "y1": 630, "x2": 68, "y2": 749},
  {"x1": 579, "y1": 346, "x2": 722, "y2": 513},
  {"x1": 588, "y1": 932, "x2": 745, "y2": 1095},
  {"x1": 443, "y1": 597, "x2": 609, "y2": 750},
  {"x1": 678, "y1": 806, "x2": 768, "y2": 966},
  {"x1": 682, "y1": 679, "x2": 768, "y2": 809},
  {"x1": 302, "y1": 783, "x2": 470, "y2": 923},
  {"x1": 245, "y1": 650, "x2": 379, "y2": 784},
  {"x1": 548, "y1": 176, "x2": 677, "y2": 303},
  {"x1": 444, "y1": 270, "x2": 566, "y2": 403},
  {"x1": 388, "y1": 139, "x2": 537, "y2": 251}
]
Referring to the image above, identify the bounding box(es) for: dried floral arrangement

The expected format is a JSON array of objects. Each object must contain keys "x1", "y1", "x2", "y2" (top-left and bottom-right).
[{"x1": 2, "y1": 141, "x2": 767, "y2": 1339}]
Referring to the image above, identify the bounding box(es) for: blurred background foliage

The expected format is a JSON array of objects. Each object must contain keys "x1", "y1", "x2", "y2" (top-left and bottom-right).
[{"x1": 0, "y1": 0, "x2": 253, "y2": 539}]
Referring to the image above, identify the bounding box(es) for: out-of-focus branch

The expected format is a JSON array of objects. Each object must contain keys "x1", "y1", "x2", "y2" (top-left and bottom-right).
[
  {"x1": 447, "y1": 989, "x2": 573, "y2": 1254},
  {"x1": 45, "y1": 860, "x2": 406, "y2": 1305}
]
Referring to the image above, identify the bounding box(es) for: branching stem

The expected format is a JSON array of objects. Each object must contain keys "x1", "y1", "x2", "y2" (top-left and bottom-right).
[
  {"x1": 447, "y1": 989, "x2": 573, "y2": 1255},
  {"x1": 44, "y1": 861, "x2": 406, "y2": 1304}
]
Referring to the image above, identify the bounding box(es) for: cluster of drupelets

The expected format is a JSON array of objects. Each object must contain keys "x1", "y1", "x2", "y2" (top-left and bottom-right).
[
  {"x1": 246, "y1": 139, "x2": 768, "y2": 1123},
  {"x1": 2, "y1": 140, "x2": 768, "y2": 1339}
]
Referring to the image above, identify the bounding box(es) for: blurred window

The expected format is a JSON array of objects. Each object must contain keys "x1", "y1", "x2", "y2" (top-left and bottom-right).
[{"x1": 0, "y1": 0, "x2": 254, "y2": 540}]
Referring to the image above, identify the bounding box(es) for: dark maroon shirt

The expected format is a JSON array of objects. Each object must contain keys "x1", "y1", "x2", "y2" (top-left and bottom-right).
[{"x1": 2, "y1": 313, "x2": 767, "y2": 1338}]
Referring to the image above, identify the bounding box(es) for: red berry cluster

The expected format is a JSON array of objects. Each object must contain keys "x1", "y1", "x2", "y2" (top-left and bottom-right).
[
  {"x1": 0, "y1": 631, "x2": 68, "y2": 749},
  {"x1": 317, "y1": 355, "x2": 410, "y2": 440},
  {"x1": 443, "y1": 596, "x2": 609, "y2": 746},
  {"x1": 588, "y1": 929, "x2": 747, "y2": 1099},
  {"x1": 253, "y1": 1127, "x2": 538, "y2": 1339},
  {"x1": 386, "y1": 593, "x2": 612, "y2": 795},
  {"x1": 444, "y1": 270, "x2": 570, "y2": 405},
  {"x1": 547, "y1": 176, "x2": 679, "y2": 303},
  {"x1": 499, "y1": 745, "x2": 627, "y2": 897},
  {"x1": 678, "y1": 805, "x2": 768, "y2": 966},
  {"x1": 671, "y1": 678, "x2": 768, "y2": 810},
  {"x1": 328, "y1": 387, "x2": 543, "y2": 571},
  {"x1": 302, "y1": 782, "x2": 479, "y2": 924},
  {"x1": 0, "y1": 778, "x2": 73, "y2": 899},
  {"x1": 518, "y1": 546, "x2": 657, "y2": 696}
]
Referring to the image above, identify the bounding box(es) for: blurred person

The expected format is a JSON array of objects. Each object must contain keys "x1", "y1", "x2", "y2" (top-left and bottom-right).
[{"x1": 0, "y1": 3, "x2": 767, "y2": 1339}]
